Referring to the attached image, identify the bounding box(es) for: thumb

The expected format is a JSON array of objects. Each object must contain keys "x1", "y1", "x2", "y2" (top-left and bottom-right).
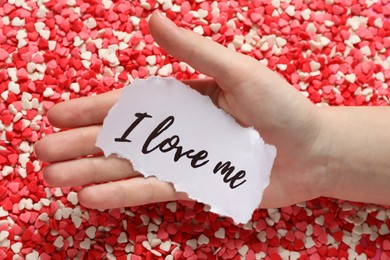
[{"x1": 148, "y1": 12, "x2": 268, "y2": 92}]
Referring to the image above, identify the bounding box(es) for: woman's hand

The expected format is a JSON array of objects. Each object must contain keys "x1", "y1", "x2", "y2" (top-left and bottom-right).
[{"x1": 34, "y1": 12, "x2": 329, "y2": 210}]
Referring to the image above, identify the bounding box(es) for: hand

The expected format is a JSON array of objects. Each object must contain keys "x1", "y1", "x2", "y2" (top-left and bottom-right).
[{"x1": 34, "y1": 12, "x2": 329, "y2": 210}]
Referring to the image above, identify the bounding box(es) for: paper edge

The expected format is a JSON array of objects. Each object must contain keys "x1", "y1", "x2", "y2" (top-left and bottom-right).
[{"x1": 95, "y1": 76, "x2": 278, "y2": 224}]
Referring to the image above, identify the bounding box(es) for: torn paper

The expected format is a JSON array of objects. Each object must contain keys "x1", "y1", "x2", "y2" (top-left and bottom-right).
[{"x1": 96, "y1": 77, "x2": 277, "y2": 224}]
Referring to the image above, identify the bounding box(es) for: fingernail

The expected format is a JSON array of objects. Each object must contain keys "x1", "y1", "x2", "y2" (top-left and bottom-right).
[{"x1": 155, "y1": 11, "x2": 177, "y2": 27}]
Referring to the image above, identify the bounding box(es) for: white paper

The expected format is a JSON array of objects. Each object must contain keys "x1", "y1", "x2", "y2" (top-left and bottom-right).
[{"x1": 96, "y1": 77, "x2": 277, "y2": 223}]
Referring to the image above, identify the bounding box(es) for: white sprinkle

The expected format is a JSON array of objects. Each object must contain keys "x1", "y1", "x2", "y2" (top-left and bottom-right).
[
  {"x1": 7, "y1": 68, "x2": 18, "y2": 81},
  {"x1": 379, "y1": 223, "x2": 390, "y2": 235},
  {"x1": 0, "y1": 231, "x2": 9, "y2": 242},
  {"x1": 33, "y1": 66, "x2": 45, "y2": 77},
  {"x1": 67, "y1": 0, "x2": 76, "y2": 6},
  {"x1": 81, "y1": 51, "x2": 92, "y2": 60},
  {"x1": 86, "y1": 226, "x2": 97, "y2": 239},
  {"x1": 70, "y1": 82, "x2": 80, "y2": 93},
  {"x1": 210, "y1": 23, "x2": 221, "y2": 33},
  {"x1": 236, "y1": 12, "x2": 245, "y2": 22},
  {"x1": 306, "y1": 23, "x2": 317, "y2": 32},
  {"x1": 25, "y1": 251, "x2": 39, "y2": 260},
  {"x1": 140, "y1": 214, "x2": 150, "y2": 225},
  {"x1": 102, "y1": 0, "x2": 112, "y2": 9},
  {"x1": 276, "y1": 64, "x2": 287, "y2": 71},
  {"x1": 129, "y1": 16, "x2": 140, "y2": 26},
  {"x1": 197, "y1": 234, "x2": 209, "y2": 245},
  {"x1": 376, "y1": 72, "x2": 385, "y2": 82},
  {"x1": 117, "y1": 232, "x2": 127, "y2": 243},
  {"x1": 301, "y1": 9, "x2": 311, "y2": 20},
  {"x1": 48, "y1": 40, "x2": 57, "y2": 51},
  {"x1": 171, "y1": 4, "x2": 181, "y2": 12},
  {"x1": 71, "y1": 215, "x2": 82, "y2": 228},
  {"x1": 290, "y1": 252, "x2": 300, "y2": 260},
  {"x1": 345, "y1": 73, "x2": 356, "y2": 83},
  {"x1": 356, "y1": 254, "x2": 368, "y2": 260},
  {"x1": 260, "y1": 42, "x2": 269, "y2": 51},
  {"x1": 193, "y1": 25, "x2": 204, "y2": 35},
  {"x1": 1, "y1": 90, "x2": 8, "y2": 101},
  {"x1": 310, "y1": 61, "x2": 321, "y2": 71},
  {"x1": 279, "y1": 249, "x2": 290, "y2": 259},
  {"x1": 107, "y1": 53, "x2": 119, "y2": 66},
  {"x1": 166, "y1": 202, "x2": 177, "y2": 213},
  {"x1": 271, "y1": 0, "x2": 280, "y2": 8},
  {"x1": 67, "y1": 191, "x2": 78, "y2": 205},
  {"x1": 94, "y1": 38, "x2": 103, "y2": 49},
  {"x1": 27, "y1": 62, "x2": 36, "y2": 73},
  {"x1": 238, "y1": 245, "x2": 248, "y2": 256},
  {"x1": 43, "y1": 87, "x2": 54, "y2": 97},
  {"x1": 40, "y1": 198, "x2": 50, "y2": 206},
  {"x1": 198, "y1": 9, "x2": 208, "y2": 19},
  {"x1": 1, "y1": 166, "x2": 13, "y2": 177},
  {"x1": 360, "y1": 45, "x2": 371, "y2": 56},
  {"x1": 19, "y1": 141, "x2": 31, "y2": 153},
  {"x1": 146, "y1": 55, "x2": 156, "y2": 66},
  {"x1": 285, "y1": 5, "x2": 295, "y2": 16},
  {"x1": 342, "y1": 233, "x2": 352, "y2": 245},
  {"x1": 186, "y1": 239, "x2": 197, "y2": 250},
  {"x1": 241, "y1": 43, "x2": 252, "y2": 53},
  {"x1": 12, "y1": 17, "x2": 25, "y2": 27},
  {"x1": 150, "y1": 238, "x2": 161, "y2": 248},
  {"x1": 80, "y1": 238, "x2": 91, "y2": 250},
  {"x1": 159, "y1": 241, "x2": 171, "y2": 252},
  {"x1": 320, "y1": 36, "x2": 330, "y2": 46},
  {"x1": 62, "y1": 207, "x2": 73, "y2": 219},
  {"x1": 105, "y1": 244, "x2": 113, "y2": 253},
  {"x1": 158, "y1": 64, "x2": 173, "y2": 76},
  {"x1": 162, "y1": 0, "x2": 172, "y2": 10},
  {"x1": 276, "y1": 37, "x2": 287, "y2": 47},
  {"x1": 257, "y1": 231, "x2": 266, "y2": 242},
  {"x1": 38, "y1": 212, "x2": 49, "y2": 222},
  {"x1": 8, "y1": 82, "x2": 20, "y2": 95},
  {"x1": 214, "y1": 227, "x2": 225, "y2": 239},
  {"x1": 54, "y1": 236, "x2": 64, "y2": 248},
  {"x1": 374, "y1": 18, "x2": 383, "y2": 28},
  {"x1": 73, "y1": 36, "x2": 84, "y2": 47},
  {"x1": 305, "y1": 237, "x2": 315, "y2": 248},
  {"x1": 18, "y1": 153, "x2": 30, "y2": 168},
  {"x1": 61, "y1": 92, "x2": 70, "y2": 101},
  {"x1": 54, "y1": 188, "x2": 63, "y2": 197},
  {"x1": 11, "y1": 242, "x2": 22, "y2": 253},
  {"x1": 151, "y1": 249, "x2": 162, "y2": 257},
  {"x1": 39, "y1": 30, "x2": 50, "y2": 40},
  {"x1": 324, "y1": 20, "x2": 334, "y2": 27},
  {"x1": 142, "y1": 240, "x2": 152, "y2": 250},
  {"x1": 125, "y1": 243, "x2": 133, "y2": 253},
  {"x1": 148, "y1": 223, "x2": 158, "y2": 233},
  {"x1": 376, "y1": 210, "x2": 386, "y2": 221},
  {"x1": 85, "y1": 17, "x2": 97, "y2": 29},
  {"x1": 349, "y1": 35, "x2": 361, "y2": 44},
  {"x1": 54, "y1": 209, "x2": 63, "y2": 220}
]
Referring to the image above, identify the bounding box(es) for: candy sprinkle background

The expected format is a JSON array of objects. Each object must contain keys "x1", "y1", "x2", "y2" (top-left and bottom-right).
[{"x1": 1, "y1": 0, "x2": 390, "y2": 259}]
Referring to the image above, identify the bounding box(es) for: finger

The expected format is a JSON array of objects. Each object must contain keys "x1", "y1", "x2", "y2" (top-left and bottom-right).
[
  {"x1": 78, "y1": 177, "x2": 189, "y2": 209},
  {"x1": 47, "y1": 79, "x2": 220, "y2": 129},
  {"x1": 43, "y1": 155, "x2": 137, "y2": 187},
  {"x1": 48, "y1": 89, "x2": 122, "y2": 128},
  {"x1": 182, "y1": 79, "x2": 221, "y2": 106},
  {"x1": 34, "y1": 126, "x2": 101, "y2": 163},
  {"x1": 149, "y1": 12, "x2": 269, "y2": 92}
]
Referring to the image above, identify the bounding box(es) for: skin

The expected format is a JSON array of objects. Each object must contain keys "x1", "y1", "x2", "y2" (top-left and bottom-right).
[{"x1": 34, "y1": 12, "x2": 390, "y2": 210}]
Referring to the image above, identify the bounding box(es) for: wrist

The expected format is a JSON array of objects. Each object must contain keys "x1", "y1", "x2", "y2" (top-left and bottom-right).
[{"x1": 307, "y1": 107, "x2": 336, "y2": 199}]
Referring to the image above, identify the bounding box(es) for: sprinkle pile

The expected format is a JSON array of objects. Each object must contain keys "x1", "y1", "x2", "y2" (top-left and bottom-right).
[{"x1": 1, "y1": 0, "x2": 390, "y2": 259}]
